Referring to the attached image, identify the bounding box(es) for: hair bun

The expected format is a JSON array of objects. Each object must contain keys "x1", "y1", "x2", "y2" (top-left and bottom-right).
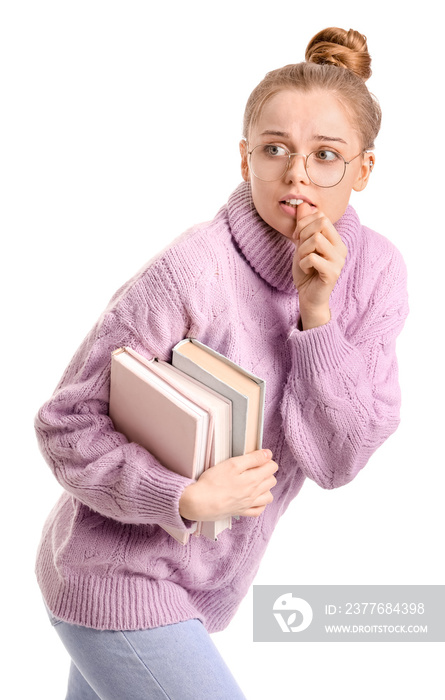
[{"x1": 305, "y1": 27, "x2": 372, "y2": 81}]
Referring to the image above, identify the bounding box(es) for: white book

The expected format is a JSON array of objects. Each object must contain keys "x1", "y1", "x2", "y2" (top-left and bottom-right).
[{"x1": 172, "y1": 338, "x2": 265, "y2": 456}]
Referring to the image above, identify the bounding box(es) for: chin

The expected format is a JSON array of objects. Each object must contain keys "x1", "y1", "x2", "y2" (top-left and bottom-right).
[
  {"x1": 276, "y1": 225, "x2": 295, "y2": 239},
  {"x1": 269, "y1": 217, "x2": 295, "y2": 239},
  {"x1": 255, "y1": 208, "x2": 294, "y2": 239}
]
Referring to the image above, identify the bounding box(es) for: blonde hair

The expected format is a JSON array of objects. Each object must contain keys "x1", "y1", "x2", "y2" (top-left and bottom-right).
[{"x1": 242, "y1": 27, "x2": 382, "y2": 150}]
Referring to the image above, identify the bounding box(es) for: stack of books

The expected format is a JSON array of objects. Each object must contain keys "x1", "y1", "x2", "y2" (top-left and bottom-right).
[{"x1": 109, "y1": 339, "x2": 265, "y2": 544}]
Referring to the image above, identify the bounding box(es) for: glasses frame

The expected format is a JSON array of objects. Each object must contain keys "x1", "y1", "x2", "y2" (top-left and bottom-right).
[{"x1": 247, "y1": 143, "x2": 367, "y2": 188}]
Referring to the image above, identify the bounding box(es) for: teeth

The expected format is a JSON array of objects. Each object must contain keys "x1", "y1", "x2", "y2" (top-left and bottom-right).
[{"x1": 285, "y1": 199, "x2": 304, "y2": 206}]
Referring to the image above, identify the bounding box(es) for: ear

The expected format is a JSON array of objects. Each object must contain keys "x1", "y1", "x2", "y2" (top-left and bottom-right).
[
  {"x1": 239, "y1": 139, "x2": 250, "y2": 182},
  {"x1": 353, "y1": 151, "x2": 375, "y2": 192}
]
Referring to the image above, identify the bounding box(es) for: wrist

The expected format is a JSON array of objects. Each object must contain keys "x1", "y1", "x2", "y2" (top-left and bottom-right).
[
  {"x1": 179, "y1": 483, "x2": 199, "y2": 521},
  {"x1": 299, "y1": 305, "x2": 331, "y2": 330}
]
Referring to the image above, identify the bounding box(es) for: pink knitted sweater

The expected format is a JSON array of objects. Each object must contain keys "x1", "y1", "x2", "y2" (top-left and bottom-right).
[{"x1": 35, "y1": 181, "x2": 409, "y2": 632}]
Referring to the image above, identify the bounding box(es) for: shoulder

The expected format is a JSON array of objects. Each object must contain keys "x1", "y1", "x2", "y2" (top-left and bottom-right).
[
  {"x1": 360, "y1": 224, "x2": 407, "y2": 301},
  {"x1": 106, "y1": 205, "x2": 233, "y2": 316},
  {"x1": 340, "y1": 206, "x2": 407, "y2": 291},
  {"x1": 159, "y1": 205, "x2": 233, "y2": 282},
  {"x1": 334, "y1": 207, "x2": 409, "y2": 336},
  {"x1": 362, "y1": 222, "x2": 405, "y2": 265}
]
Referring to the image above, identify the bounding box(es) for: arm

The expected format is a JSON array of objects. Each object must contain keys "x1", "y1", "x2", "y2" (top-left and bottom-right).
[
  {"x1": 34, "y1": 268, "x2": 198, "y2": 531},
  {"x1": 281, "y1": 243, "x2": 409, "y2": 489}
]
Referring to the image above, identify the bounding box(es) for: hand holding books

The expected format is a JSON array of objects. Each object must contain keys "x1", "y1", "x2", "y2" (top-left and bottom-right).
[
  {"x1": 178, "y1": 448, "x2": 278, "y2": 522},
  {"x1": 109, "y1": 338, "x2": 267, "y2": 543}
]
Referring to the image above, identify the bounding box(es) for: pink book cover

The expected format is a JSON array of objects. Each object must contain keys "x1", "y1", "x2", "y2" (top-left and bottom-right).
[{"x1": 109, "y1": 347, "x2": 210, "y2": 544}]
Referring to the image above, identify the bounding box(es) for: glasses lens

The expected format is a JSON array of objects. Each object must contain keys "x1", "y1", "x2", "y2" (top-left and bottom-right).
[
  {"x1": 307, "y1": 150, "x2": 346, "y2": 187},
  {"x1": 249, "y1": 145, "x2": 289, "y2": 181}
]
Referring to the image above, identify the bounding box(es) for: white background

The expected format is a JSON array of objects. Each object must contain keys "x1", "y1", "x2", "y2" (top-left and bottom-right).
[{"x1": 1, "y1": 1, "x2": 443, "y2": 698}]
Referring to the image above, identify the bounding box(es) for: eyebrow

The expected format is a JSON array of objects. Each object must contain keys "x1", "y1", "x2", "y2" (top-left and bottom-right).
[
  {"x1": 312, "y1": 134, "x2": 348, "y2": 144},
  {"x1": 260, "y1": 130, "x2": 348, "y2": 145},
  {"x1": 260, "y1": 130, "x2": 291, "y2": 138}
]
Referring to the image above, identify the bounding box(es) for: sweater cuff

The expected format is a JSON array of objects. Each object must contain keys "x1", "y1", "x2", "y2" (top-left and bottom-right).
[
  {"x1": 287, "y1": 318, "x2": 354, "y2": 379},
  {"x1": 132, "y1": 449, "x2": 198, "y2": 532}
]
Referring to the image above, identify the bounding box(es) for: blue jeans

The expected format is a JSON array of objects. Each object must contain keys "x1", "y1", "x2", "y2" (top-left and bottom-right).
[{"x1": 46, "y1": 607, "x2": 247, "y2": 699}]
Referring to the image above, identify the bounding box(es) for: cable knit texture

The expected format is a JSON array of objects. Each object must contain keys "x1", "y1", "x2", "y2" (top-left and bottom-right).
[{"x1": 35, "y1": 181, "x2": 409, "y2": 632}]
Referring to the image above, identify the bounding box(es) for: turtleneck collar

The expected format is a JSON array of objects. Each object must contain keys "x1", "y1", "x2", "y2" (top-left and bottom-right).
[{"x1": 226, "y1": 181, "x2": 361, "y2": 294}]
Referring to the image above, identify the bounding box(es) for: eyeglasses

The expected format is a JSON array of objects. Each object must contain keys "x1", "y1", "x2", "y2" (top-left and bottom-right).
[{"x1": 247, "y1": 143, "x2": 366, "y2": 188}]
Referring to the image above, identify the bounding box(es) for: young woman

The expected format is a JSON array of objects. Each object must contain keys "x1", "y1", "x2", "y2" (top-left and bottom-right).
[{"x1": 35, "y1": 27, "x2": 408, "y2": 700}]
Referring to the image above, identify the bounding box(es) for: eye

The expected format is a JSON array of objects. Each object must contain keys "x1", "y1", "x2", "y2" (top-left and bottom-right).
[
  {"x1": 263, "y1": 144, "x2": 288, "y2": 157},
  {"x1": 313, "y1": 149, "x2": 341, "y2": 162}
]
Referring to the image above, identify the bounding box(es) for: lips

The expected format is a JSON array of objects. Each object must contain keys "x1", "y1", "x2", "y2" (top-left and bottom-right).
[
  {"x1": 279, "y1": 194, "x2": 316, "y2": 208},
  {"x1": 279, "y1": 195, "x2": 316, "y2": 218}
]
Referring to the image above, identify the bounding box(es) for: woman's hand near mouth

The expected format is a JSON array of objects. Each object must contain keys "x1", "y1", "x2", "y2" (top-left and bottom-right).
[{"x1": 292, "y1": 208, "x2": 348, "y2": 330}]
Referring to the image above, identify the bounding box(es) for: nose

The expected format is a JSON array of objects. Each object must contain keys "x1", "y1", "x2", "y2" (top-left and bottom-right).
[{"x1": 285, "y1": 153, "x2": 310, "y2": 185}]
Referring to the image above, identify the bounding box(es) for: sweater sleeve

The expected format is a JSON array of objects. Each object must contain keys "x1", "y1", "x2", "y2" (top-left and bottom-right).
[
  {"x1": 280, "y1": 243, "x2": 409, "y2": 489},
  {"x1": 34, "y1": 263, "x2": 198, "y2": 531}
]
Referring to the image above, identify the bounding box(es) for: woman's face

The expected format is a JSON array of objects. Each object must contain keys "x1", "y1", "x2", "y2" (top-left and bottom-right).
[{"x1": 240, "y1": 89, "x2": 374, "y2": 239}]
